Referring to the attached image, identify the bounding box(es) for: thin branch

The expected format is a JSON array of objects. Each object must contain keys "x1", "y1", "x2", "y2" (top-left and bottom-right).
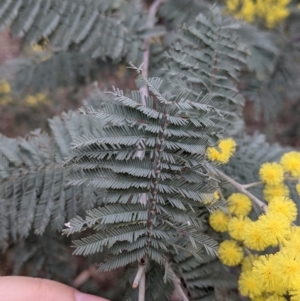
[
  {"x1": 216, "y1": 169, "x2": 268, "y2": 212},
  {"x1": 136, "y1": 2, "x2": 164, "y2": 300},
  {"x1": 136, "y1": 0, "x2": 164, "y2": 192},
  {"x1": 132, "y1": 2, "x2": 168, "y2": 299},
  {"x1": 242, "y1": 181, "x2": 263, "y2": 189},
  {"x1": 138, "y1": 271, "x2": 146, "y2": 301},
  {"x1": 132, "y1": 260, "x2": 147, "y2": 288},
  {"x1": 285, "y1": 176, "x2": 300, "y2": 182},
  {"x1": 139, "y1": 0, "x2": 165, "y2": 104}
]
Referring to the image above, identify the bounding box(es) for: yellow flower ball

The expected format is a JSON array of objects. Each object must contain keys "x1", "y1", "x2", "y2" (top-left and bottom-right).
[
  {"x1": 275, "y1": 251, "x2": 300, "y2": 291},
  {"x1": 241, "y1": 254, "x2": 259, "y2": 272},
  {"x1": 259, "y1": 213, "x2": 290, "y2": 246},
  {"x1": 263, "y1": 184, "x2": 289, "y2": 203},
  {"x1": 0, "y1": 80, "x2": 11, "y2": 94},
  {"x1": 226, "y1": 0, "x2": 290, "y2": 28},
  {"x1": 238, "y1": 270, "x2": 263, "y2": 298},
  {"x1": 206, "y1": 138, "x2": 236, "y2": 164},
  {"x1": 208, "y1": 210, "x2": 230, "y2": 232},
  {"x1": 252, "y1": 254, "x2": 285, "y2": 294},
  {"x1": 218, "y1": 240, "x2": 244, "y2": 266},
  {"x1": 259, "y1": 162, "x2": 284, "y2": 186},
  {"x1": 226, "y1": 0, "x2": 239, "y2": 13},
  {"x1": 240, "y1": 0, "x2": 256, "y2": 22},
  {"x1": 243, "y1": 221, "x2": 269, "y2": 251},
  {"x1": 257, "y1": 0, "x2": 290, "y2": 28},
  {"x1": 227, "y1": 193, "x2": 252, "y2": 216},
  {"x1": 265, "y1": 8, "x2": 290, "y2": 28},
  {"x1": 280, "y1": 151, "x2": 300, "y2": 177},
  {"x1": 283, "y1": 229, "x2": 300, "y2": 256},
  {"x1": 214, "y1": 191, "x2": 220, "y2": 200},
  {"x1": 228, "y1": 216, "x2": 251, "y2": 241},
  {"x1": 268, "y1": 196, "x2": 297, "y2": 222},
  {"x1": 219, "y1": 138, "x2": 236, "y2": 155}
]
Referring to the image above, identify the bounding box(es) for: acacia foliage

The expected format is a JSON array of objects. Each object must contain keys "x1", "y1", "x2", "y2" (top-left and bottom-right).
[{"x1": 0, "y1": 1, "x2": 298, "y2": 300}]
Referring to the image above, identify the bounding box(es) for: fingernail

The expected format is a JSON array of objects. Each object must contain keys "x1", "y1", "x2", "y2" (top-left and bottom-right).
[{"x1": 74, "y1": 291, "x2": 109, "y2": 301}]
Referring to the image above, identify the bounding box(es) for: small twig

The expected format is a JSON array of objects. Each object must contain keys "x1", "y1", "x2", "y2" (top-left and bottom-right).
[
  {"x1": 285, "y1": 176, "x2": 300, "y2": 182},
  {"x1": 243, "y1": 246, "x2": 252, "y2": 257},
  {"x1": 172, "y1": 275, "x2": 189, "y2": 301},
  {"x1": 242, "y1": 181, "x2": 263, "y2": 189},
  {"x1": 73, "y1": 265, "x2": 97, "y2": 288},
  {"x1": 216, "y1": 169, "x2": 268, "y2": 212},
  {"x1": 163, "y1": 260, "x2": 189, "y2": 301},
  {"x1": 132, "y1": 260, "x2": 147, "y2": 288},
  {"x1": 242, "y1": 177, "x2": 300, "y2": 189},
  {"x1": 138, "y1": 271, "x2": 146, "y2": 301},
  {"x1": 242, "y1": 245, "x2": 255, "y2": 265},
  {"x1": 217, "y1": 187, "x2": 226, "y2": 202}
]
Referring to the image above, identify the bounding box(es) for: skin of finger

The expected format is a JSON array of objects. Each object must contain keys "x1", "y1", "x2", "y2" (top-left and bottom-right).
[{"x1": 0, "y1": 276, "x2": 109, "y2": 301}]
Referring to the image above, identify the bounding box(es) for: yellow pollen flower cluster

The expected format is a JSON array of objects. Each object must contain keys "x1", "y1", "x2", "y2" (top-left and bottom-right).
[
  {"x1": 283, "y1": 229, "x2": 300, "y2": 256},
  {"x1": 259, "y1": 152, "x2": 300, "y2": 203},
  {"x1": 209, "y1": 192, "x2": 254, "y2": 266},
  {"x1": 239, "y1": 248, "x2": 300, "y2": 299},
  {"x1": 241, "y1": 254, "x2": 259, "y2": 272},
  {"x1": 24, "y1": 93, "x2": 49, "y2": 107},
  {"x1": 207, "y1": 148, "x2": 300, "y2": 299},
  {"x1": 0, "y1": 80, "x2": 11, "y2": 94},
  {"x1": 209, "y1": 209, "x2": 230, "y2": 232},
  {"x1": 243, "y1": 221, "x2": 269, "y2": 251},
  {"x1": 238, "y1": 270, "x2": 263, "y2": 298},
  {"x1": 240, "y1": 209, "x2": 295, "y2": 252},
  {"x1": 214, "y1": 191, "x2": 220, "y2": 200},
  {"x1": 258, "y1": 213, "x2": 290, "y2": 246},
  {"x1": 228, "y1": 216, "x2": 251, "y2": 241},
  {"x1": 227, "y1": 0, "x2": 256, "y2": 22},
  {"x1": 259, "y1": 163, "x2": 284, "y2": 185},
  {"x1": 238, "y1": 153, "x2": 300, "y2": 299},
  {"x1": 280, "y1": 151, "x2": 300, "y2": 177},
  {"x1": 225, "y1": 0, "x2": 291, "y2": 28},
  {"x1": 209, "y1": 193, "x2": 252, "y2": 266},
  {"x1": 263, "y1": 183, "x2": 289, "y2": 203},
  {"x1": 268, "y1": 196, "x2": 297, "y2": 222},
  {"x1": 218, "y1": 240, "x2": 244, "y2": 266},
  {"x1": 206, "y1": 138, "x2": 236, "y2": 164},
  {"x1": 209, "y1": 192, "x2": 252, "y2": 235},
  {"x1": 227, "y1": 193, "x2": 252, "y2": 216},
  {"x1": 0, "y1": 80, "x2": 12, "y2": 105}
]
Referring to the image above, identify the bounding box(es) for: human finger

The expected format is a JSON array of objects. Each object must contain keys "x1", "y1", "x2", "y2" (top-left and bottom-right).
[{"x1": 0, "y1": 276, "x2": 110, "y2": 301}]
